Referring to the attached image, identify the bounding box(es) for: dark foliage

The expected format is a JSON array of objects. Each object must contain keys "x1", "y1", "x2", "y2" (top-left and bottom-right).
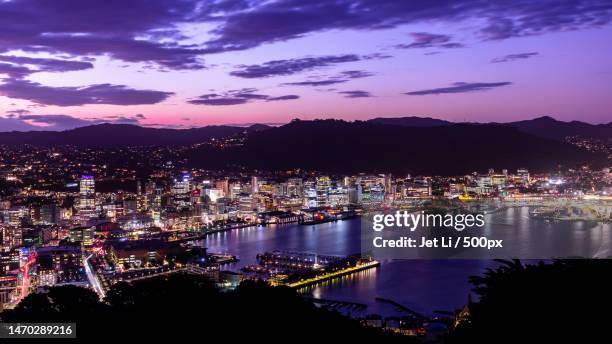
[
  {"x1": 452, "y1": 259, "x2": 612, "y2": 343},
  {"x1": 3, "y1": 260, "x2": 611, "y2": 342},
  {"x1": 2, "y1": 275, "x2": 407, "y2": 342}
]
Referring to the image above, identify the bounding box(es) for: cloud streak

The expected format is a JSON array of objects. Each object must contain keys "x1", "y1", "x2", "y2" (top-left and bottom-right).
[
  {"x1": 491, "y1": 52, "x2": 539, "y2": 63},
  {"x1": 281, "y1": 70, "x2": 374, "y2": 87},
  {"x1": 230, "y1": 54, "x2": 363, "y2": 78},
  {"x1": 188, "y1": 88, "x2": 299, "y2": 106},
  {"x1": 338, "y1": 90, "x2": 373, "y2": 98},
  {"x1": 0, "y1": 55, "x2": 93, "y2": 74},
  {"x1": 0, "y1": 79, "x2": 174, "y2": 106},
  {"x1": 203, "y1": 0, "x2": 612, "y2": 53},
  {"x1": 1, "y1": 0, "x2": 610, "y2": 69},
  {"x1": 0, "y1": 113, "x2": 148, "y2": 131},
  {"x1": 405, "y1": 82, "x2": 512, "y2": 95},
  {"x1": 0, "y1": 53, "x2": 171, "y2": 107},
  {"x1": 0, "y1": 0, "x2": 220, "y2": 70},
  {"x1": 395, "y1": 32, "x2": 464, "y2": 49}
]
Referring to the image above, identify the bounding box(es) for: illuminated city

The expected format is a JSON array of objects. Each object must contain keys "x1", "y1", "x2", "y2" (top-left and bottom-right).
[
  {"x1": 1, "y1": 129, "x2": 611, "y2": 339},
  {"x1": 1, "y1": 0, "x2": 611, "y2": 342}
]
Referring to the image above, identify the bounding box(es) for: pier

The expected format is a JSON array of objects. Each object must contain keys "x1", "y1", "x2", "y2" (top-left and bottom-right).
[
  {"x1": 288, "y1": 260, "x2": 380, "y2": 288},
  {"x1": 375, "y1": 297, "x2": 427, "y2": 320},
  {"x1": 304, "y1": 297, "x2": 368, "y2": 311}
]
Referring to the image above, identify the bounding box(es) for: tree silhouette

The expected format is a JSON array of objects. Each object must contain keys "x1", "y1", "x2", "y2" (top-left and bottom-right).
[
  {"x1": 3, "y1": 285, "x2": 105, "y2": 322},
  {"x1": 2, "y1": 274, "x2": 409, "y2": 342},
  {"x1": 452, "y1": 259, "x2": 612, "y2": 343}
]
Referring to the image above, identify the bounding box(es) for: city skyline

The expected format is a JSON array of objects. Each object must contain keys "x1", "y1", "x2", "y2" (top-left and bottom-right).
[
  {"x1": 1, "y1": 2, "x2": 611, "y2": 340},
  {"x1": 1, "y1": 140, "x2": 610, "y2": 316},
  {"x1": 1, "y1": 0, "x2": 611, "y2": 131}
]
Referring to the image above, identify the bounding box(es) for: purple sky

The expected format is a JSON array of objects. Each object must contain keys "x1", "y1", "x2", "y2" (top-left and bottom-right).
[{"x1": 0, "y1": 0, "x2": 611, "y2": 131}]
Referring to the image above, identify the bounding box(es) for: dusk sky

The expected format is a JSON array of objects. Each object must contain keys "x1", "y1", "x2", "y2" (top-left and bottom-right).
[{"x1": 0, "y1": 0, "x2": 611, "y2": 131}]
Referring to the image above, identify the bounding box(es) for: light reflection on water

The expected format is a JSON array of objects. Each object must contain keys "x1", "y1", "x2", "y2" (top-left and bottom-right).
[{"x1": 194, "y1": 207, "x2": 611, "y2": 315}]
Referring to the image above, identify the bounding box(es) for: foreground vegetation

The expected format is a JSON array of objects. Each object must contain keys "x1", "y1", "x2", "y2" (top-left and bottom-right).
[
  {"x1": 2, "y1": 259, "x2": 610, "y2": 342},
  {"x1": 1, "y1": 275, "x2": 406, "y2": 342}
]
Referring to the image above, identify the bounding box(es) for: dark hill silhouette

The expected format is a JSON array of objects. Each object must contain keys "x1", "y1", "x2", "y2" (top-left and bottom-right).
[
  {"x1": 2, "y1": 116, "x2": 610, "y2": 147},
  {"x1": 0, "y1": 123, "x2": 269, "y2": 146},
  {"x1": 506, "y1": 115, "x2": 612, "y2": 141},
  {"x1": 187, "y1": 119, "x2": 604, "y2": 175},
  {"x1": 1, "y1": 118, "x2": 606, "y2": 174},
  {"x1": 367, "y1": 115, "x2": 612, "y2": 141},
  {"x1": 368, "y1": 116, "x2": 453, "y2": 127}
]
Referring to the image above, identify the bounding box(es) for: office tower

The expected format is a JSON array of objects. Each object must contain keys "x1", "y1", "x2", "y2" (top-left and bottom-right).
[
  {"x1": 80, "y1": 175, "x2": 95, "y2": 196},
  {"x1": 517, "y1": 168, "x2": 530, "y2": 183},
  {"x1": 252, "y1": 176, "x2": 259, "y2": 194},
  {"x1": 384, "y1": 174, "x2": 392, "y2": 201},
  {"x1": 315, "y1": 176, "x2": 330, "y2": 207},
  {"x1": 78, "y1": 175, "x2": 96, "y2": 223},
  {"x1": 287, "y1": 178, "x2": 303, "y2": 197},
  {"x1": 229, "y1": 182, "x2": 242, "y2": 200},
  {"x1": 215, "y1": 178, "x2": 229, "y2": 197},
  {"x1": 173, "y1": 175, "x2": 191, "y2": 195}
]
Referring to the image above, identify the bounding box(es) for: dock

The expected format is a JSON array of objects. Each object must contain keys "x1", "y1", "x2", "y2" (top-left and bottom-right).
[
  {"x1": 304, "y1": 297, "x2": 368, "y2": 311},
  {"x1": 287, "y1": 260, "x2": 380, "y2": 288},
  {"x1": 375, "y1": 297, "x2": 427, "y2": 320}
]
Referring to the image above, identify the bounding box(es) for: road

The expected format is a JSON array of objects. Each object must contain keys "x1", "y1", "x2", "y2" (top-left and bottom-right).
[{"x1": 83, "y1": 253, "x2": 105, "y2": 299}]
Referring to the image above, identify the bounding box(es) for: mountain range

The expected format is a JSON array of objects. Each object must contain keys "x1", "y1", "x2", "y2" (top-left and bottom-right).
[
  {"x1": 0, "y1": 123, "x2": 268, "y2": 146},
  {"x1": 367, "y1": 115, "x2": 612, "y2": 141},
  {"x1": 1, "y1": 116, "x2": 610, "y2": 146},
  {"x1": 186, "y1": 119, "x2": 606, "y2": 175},
  {"x1": 0, "y1": 116, "x2": 609, "y2": 174}
]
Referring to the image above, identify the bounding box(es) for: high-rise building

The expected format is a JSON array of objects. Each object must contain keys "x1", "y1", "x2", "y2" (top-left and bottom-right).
[
  {"x1": 315, "y1": 176, "x2": 330, "y2": 207},
  {"x1": 517, "y1": 168, "x2": 530, "y2": 183},
  {"x1": 229, "y1": 182, "x2": 242, "y2": 200},
  {"x1": 205, "y1": 188, "x2": 222, "y2": 203},
  {"x1": 172, "y1": 175, "x2": 191, "y2": 195},
  {"x1": 79, "y1": 175, "x2": 95, "y2": 196},
  {"x1": 251, "y1": 176, "x2": 259, "y2": 194},
  {"x1": 287, "y1": 178, "x2": 303, "y2": 197},
  {"x1": 348, "y1": 184, "x2": 363, "y2": 204},
  {"x1": 383, "y1": 174, "x2": 393, "y2": 202},
  {"x1": 78, "y1": 175, "x2": 96, "y2": 223},
  {"x1": 215, "y1": 178, "x2": 230, "y2": 197}
]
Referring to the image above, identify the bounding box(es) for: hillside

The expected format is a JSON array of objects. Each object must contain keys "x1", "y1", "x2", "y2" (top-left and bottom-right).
[
  {"x1": 367, "y1": 116, "x2": 612, "y2": 142},
  {"x1": 0, "y1": 123, "x2": 268, "y2": 146},
  {"x1": 186, "y1": 119, "x2": 604, "y2": 175}
]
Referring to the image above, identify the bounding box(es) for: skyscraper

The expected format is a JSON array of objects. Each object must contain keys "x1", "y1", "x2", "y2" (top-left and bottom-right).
[
  {"x1": 79, "y1": 175, "x2": 95, "y2": 196},
  {"x1": 78, "y1": 175, "x2": 96, "y2": 224},
  {"x1": 251, "y1": 176, "x2": 259, "y2": 194},
  {"x1": 315, "y1": 176, "x2": 330, "y2": 207}
]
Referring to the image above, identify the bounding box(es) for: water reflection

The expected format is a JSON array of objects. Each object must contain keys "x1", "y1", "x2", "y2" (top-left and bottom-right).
[{"x1": 193, "y1": 207, "x2": 611, "y2": 315}]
